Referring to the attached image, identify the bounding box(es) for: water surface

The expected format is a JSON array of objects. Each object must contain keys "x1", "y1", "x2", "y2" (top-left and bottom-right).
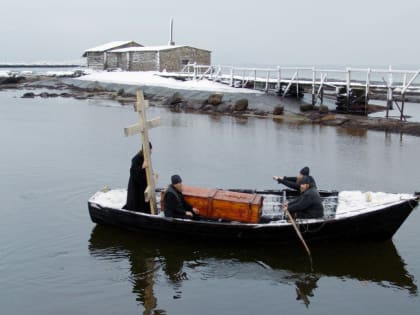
[{"x1": 0, "y1": 88, "x2": 419, "y2": 314}]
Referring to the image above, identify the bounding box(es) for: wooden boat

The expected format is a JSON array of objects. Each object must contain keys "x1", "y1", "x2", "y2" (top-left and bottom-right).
[{"x1": 88, "y1": 186, "x2": 419, "y2": 245}]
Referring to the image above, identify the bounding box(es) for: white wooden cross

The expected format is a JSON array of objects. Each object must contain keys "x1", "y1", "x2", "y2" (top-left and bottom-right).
[{"x1": 124, "y1": 90, "x2": 160, "y2": 215}]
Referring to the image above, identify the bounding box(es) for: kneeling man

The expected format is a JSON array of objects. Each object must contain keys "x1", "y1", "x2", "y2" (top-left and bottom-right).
[{"x1": 283, "y1": 175, "x2": 324, "y2": 219}]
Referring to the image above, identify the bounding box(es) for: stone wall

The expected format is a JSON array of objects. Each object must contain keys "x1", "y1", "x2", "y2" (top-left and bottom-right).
[
  {"x1": 85, "y1": 42, "x2": 142, "y2": 70},
  {"x1": 159, "y1": 47, "x2": 211, "y2": 72},
  {"x1": 129, "y1": 51, "x2": 158, "y2": 71},
  {"x1": 105, "y1": 52, "x2": 119, "y2": 69},
  {"x1": 88, "y1": 45, "x2": 211, "y2": 72},
  {"x1": 86, "y1": 52, "x2": 105, "y2": 70},
  {"x1": 120, "y1": 52, "x2": 129, "y2": 71}
]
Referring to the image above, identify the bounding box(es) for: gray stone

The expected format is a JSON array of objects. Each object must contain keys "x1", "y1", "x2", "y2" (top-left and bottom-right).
[
  {"x1": 319, "y1": 105, "x2": 329, "y2": 114},
  {"x1": 168, "y1": 92, "x2": 183, "y2": 105},
  {"x1": 22, "y1": 92, "x2": 35, "y2": 98},
  {"x1": 300, "y1": 104, "x2": 314, "y2": 112},
  {"x1": 233, "y1": 98, "x2": 249, "y2": 111},
  {"x1": 207, "y1": 93, "x2": 224, "y2": 105},
  {"x1": 273, "y1": 105, "x2": 284, "y2": 115}
]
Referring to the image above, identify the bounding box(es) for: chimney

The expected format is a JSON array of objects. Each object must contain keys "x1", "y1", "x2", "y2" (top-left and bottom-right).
[{"x1": 168, "y1": 18, "x2": 175, "y2": 46}]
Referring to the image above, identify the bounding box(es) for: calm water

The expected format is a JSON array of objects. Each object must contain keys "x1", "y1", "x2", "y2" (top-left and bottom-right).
[{"x1": 1, "y1": 87, "x2": 420, "y2": 315}]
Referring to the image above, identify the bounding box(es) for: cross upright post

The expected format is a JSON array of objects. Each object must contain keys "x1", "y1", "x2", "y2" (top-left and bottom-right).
[{"x1": 124, "y1": 90, "x2": 160, "y2": 214}]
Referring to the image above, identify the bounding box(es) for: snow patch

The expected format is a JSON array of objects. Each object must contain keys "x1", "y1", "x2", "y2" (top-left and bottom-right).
[
  {"x1": 78, "y1": 70, "x2": 264, "y2": 94},
  {"x1": 336, "y1": 191, "x2": 413, "y2": 217}
]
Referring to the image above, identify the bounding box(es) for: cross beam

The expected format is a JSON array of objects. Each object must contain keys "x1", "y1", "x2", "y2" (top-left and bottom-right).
[{"x1": 124, "y1": 90, "x2": 160, "y2": 214}]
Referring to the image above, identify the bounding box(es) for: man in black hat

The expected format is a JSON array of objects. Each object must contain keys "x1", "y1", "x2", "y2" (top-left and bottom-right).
[
  {"x1": 283, "y1": 175, "x2": 324, "y2": 219},
  {"x1": 273, "y1": 166, "x2": 317, "y2": 191},
  {"x1": 163, "y1": 174, "x2": 200, "y2": 219}
]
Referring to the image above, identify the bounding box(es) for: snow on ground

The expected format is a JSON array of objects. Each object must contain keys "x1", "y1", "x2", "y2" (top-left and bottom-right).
[{"x1": 78, "y1": 70, "x2": 263, "y2": 94}]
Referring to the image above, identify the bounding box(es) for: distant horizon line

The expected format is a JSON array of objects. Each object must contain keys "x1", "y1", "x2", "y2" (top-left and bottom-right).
[{"x1": 0, "y1": 64, "x2": 86, "y2": 68}]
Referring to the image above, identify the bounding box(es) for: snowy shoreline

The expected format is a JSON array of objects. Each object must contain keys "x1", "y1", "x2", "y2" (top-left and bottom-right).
[
  {"x1": 78, "y1": 70, "x2": 265, "y2": 94},
  {"x1": 2, "y1": 69, "x2": 420, "y2": 137}
]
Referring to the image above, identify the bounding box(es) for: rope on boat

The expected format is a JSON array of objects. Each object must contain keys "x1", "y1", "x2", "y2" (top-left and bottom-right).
[{"x1": 299, "y1": 220, "x2": 331, "y2": 234}]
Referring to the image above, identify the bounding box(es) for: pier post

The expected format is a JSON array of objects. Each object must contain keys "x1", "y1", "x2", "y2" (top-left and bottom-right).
[
  {"x1": 312, "y1": 67, "x2": 316, "y2": 106},
  {"x1": 265, "y1": 71, "x2": 269, "y2": 93},
  {"x1": 296, "y1": 69, "x2": 299, "y2": 99},
  {"x1": 365, "y1": 68, "x2": 371, "y2": 114},
  {"x1": 387, "y1": 65, "x2": 394, "y2": 110},
  {"x1": 346, "y1": 68, "x2": 351, "y2": 109},
  {"x1": 230, "y1": 67, "x2": 234, "y2": 87},
  {"x1": 254, "y1": 70, "x2": 257, "y2": 90},
  {"x1": 277, "y1": 67, "x2": 282, "y2": 95},
  {"x1": 400, "y1": 93, "x2": 406, "y2": 121},
  {"x1": 193, "y1": 62, "x2": 197, "y2": 81}
]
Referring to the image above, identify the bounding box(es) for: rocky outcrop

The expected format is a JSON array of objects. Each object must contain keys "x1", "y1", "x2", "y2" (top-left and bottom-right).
[{"x1": 5, "y1": 75, "x2": 420, "y2": 137}]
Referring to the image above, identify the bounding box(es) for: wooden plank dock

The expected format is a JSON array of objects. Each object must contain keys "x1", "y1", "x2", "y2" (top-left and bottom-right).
[{"x1": 158, "y1": 64, "x2": 420, "y2": 120}]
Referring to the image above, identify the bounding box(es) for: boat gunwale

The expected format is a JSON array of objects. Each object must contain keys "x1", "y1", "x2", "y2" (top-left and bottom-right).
[{"x1": 88, "y1": 191, "x2": 418, "y2": 227}]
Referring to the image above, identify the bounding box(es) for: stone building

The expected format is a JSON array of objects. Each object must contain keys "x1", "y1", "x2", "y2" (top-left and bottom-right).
[
  {"x1": 107, "y1": 45, "x2": 211, "y2": 72},
  {"x1": 83, "y1": 42, "x2": 211, "y2": 72},
  {"x1": 82, "y1": 41, "x2": 143, "y2": 70}
]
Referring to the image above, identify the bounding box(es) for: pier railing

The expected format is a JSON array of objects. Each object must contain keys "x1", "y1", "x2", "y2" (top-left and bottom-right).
[{"x1": 175, "y1": 63, "x2": 420, "y2": 119}]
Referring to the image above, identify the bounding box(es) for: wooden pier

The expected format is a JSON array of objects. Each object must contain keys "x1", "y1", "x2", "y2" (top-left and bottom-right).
[{"x1": 159, "y1": 64, "x2": 420, "y2": 120}]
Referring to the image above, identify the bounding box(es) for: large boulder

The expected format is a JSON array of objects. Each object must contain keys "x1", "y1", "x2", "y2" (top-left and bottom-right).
[
  {"x1": 300, "y1": 104, "x2": 314, "y2": 112},
  {"x1": 233, "y1": 98, "x2": 249, "y2": 111},
  {"x1": 0, "y1": 76, "x2": 25, "y2": 85},
  {"x1": 207, "y1": 93, "x2": 223, "y2": 105},
  {"x1": 273, "y1": 105, "x2": 284, "y2": 115},
  {"x1": 167, "y1": 92, "x2": 183, "y2": 105},
  {"x1": 21, "y1": 92, "x2": 35, "y2": 98},
  {"x1": 215, "y1": 103, "x2": 232, "y2": 113},
  {"x1": 319, "y1": 105, "x2": 329, "y2": 114}
]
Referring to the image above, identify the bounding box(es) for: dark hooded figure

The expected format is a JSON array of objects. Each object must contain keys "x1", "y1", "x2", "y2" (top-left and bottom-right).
[
  {"x1": 273, "y1": 166, "x2": 317, "y2": 191},
  {"x1": 283, "y1": 175, "x2": 324, "y2": 219},
  {"x1": 123, "y1": 142, "x2": 152, "y2": 213}
]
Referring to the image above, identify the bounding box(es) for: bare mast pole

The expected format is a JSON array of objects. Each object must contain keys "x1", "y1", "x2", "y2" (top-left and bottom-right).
[{"x1": 168, "y1": 18, "x2": 175, "y2": 46}]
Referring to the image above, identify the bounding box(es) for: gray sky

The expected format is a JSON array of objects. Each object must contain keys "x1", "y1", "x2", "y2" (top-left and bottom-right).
[{"x1": 1, "y1": 0, "x2": 419, "y2": 67}]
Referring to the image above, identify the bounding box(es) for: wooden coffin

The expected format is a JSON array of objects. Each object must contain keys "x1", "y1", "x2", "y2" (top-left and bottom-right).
[{"x1": 182, "y1": 186, "x2": 263, "y2": 223}]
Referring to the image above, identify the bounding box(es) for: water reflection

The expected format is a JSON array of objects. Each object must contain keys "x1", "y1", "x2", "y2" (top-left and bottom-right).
[
  {"x1": 336, "y1": 126, "x2": 368, "y2": 138},
  {"x1": 88, "y1": 225, "x2": 417, "y2": 311}
]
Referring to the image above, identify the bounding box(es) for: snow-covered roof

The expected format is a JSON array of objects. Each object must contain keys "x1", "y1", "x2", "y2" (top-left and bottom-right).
[
  {"x1": 83, "y1": 41, "x2": 142, "y2": 56},
  {"x1": 110, "y1": 45, "x2": 211, "y2": 53}
]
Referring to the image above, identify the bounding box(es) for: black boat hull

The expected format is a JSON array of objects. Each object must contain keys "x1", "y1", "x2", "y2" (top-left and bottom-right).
[{"x1": 88, "y1": 197, "x2": 417, "y2": 245}]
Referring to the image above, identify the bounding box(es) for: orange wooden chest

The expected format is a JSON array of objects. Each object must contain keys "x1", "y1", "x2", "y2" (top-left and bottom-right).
[{"x1": 161, "y1": 185, "x2": 263, "y2": 223}]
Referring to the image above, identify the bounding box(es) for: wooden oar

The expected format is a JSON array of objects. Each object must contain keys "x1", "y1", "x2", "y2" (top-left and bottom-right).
[
  {"x1": 284, "y1": 208, "x2": 312, "y2": 260},
  {"x1": 282, "y1": 191, "x2": 312, "y2": 264}
]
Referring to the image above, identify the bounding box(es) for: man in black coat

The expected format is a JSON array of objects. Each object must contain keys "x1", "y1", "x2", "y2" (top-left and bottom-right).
[
  {"x1": 283, "y1": 175, "x2": 324, "y2": 219},
  {"x1": 163, "y1": 175, "x2": 200, "y2": 219},
  {"x1": 123, "y1": 143, "x2": 152, "y2": 213},
  {"x1": 273, "y1": 166, "x2": 317, "y2": 191}
]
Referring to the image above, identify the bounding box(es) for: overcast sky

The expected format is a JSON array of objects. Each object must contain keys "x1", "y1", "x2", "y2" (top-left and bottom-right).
[{"x1": 1, "y1": 0, "x2": 419, "y2": 67}]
